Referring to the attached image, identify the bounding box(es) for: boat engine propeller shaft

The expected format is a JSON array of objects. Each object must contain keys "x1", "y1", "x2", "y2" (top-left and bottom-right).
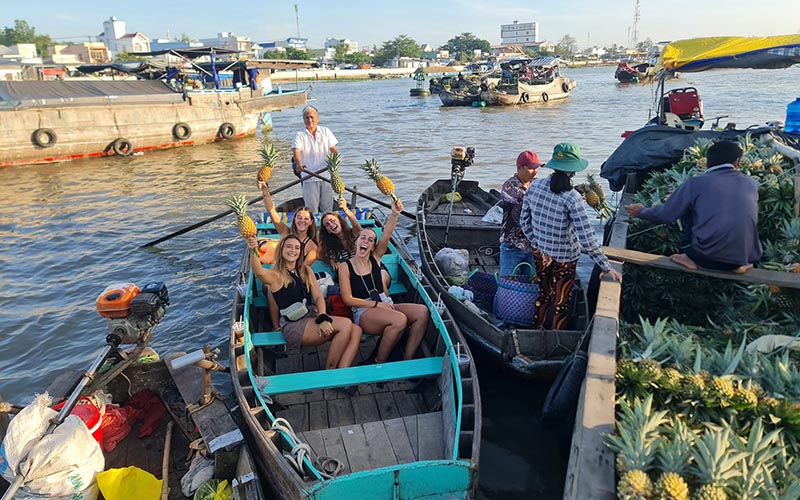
[{"x1": 444, "y1": 146, "x2": 476, "y2": 246}]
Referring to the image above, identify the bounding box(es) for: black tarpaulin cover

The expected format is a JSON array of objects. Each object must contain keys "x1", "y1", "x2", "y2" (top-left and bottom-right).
[{"x1": 0, "y1": 80, "x2": 182, "y2": 109}]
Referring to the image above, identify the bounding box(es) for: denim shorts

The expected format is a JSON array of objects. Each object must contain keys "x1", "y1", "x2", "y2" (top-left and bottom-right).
[{"x1": 352, "y1": 293, "x2": 394, "y2": 325}]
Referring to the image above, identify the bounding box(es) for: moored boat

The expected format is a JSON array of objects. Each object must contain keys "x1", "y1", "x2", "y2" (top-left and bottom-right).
[
  {"x1": 229, "y1": 203, "x2": 482, "y2": 499},
  {"x1": 480, "y1": 57, "x2": 576, "y2": 106},
  {"x1": 0, "y1": 281, "x2": 261, "y2": 499},
  {"x1": 438, "y1": 87, "x2": 483, "y2": 107},
  {"x1": 565, "y1": 35, "x2": 800, "y2": 500},
  {"x1": 416, "y1": 179, "x2": 590, "y2": 380},
  {"x1": 0, "y1": 48, "x2": 310, "y2": 167}
]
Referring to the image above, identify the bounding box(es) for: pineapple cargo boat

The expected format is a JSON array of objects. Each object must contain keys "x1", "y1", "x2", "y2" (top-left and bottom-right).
[
  {"x1": 480, "y1": 57, "x2": 576, "y2": 106},
  {"x1": 565, "y1": 35, "x2": 800, "y2": 500},
  {"x1": 0, "y1": 281, "x2": 263, "y2": 499},
  {"x1": 0, "y1": 47, "x2": 311, "y2": 167},
  {"x1": 229, "y1": 202, "x2": 482, "y2": 499},
  {"x1": 415, "y1": 153, "x2": 590, "y2": 380}
]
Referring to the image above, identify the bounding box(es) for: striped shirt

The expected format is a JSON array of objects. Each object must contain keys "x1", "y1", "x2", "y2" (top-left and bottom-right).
[{"x1": 520, "y1": 175, "x2": 612, "y2": 272}]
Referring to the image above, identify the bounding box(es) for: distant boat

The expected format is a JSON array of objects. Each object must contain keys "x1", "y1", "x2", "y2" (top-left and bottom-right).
[
  {"x1": 480, "y1": 57, "x2": 576, "y2": 106},
  {"x1": 0, "y1": 47, "x2": 310, "y2": 167},
  {"x1": 614, "y1": 62, "x2": 650, "y2": 83}
]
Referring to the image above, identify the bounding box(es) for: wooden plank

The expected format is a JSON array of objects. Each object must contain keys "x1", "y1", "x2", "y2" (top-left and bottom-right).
[
  {"x1": 383, "y1": 417, "x2": 416, "y2": 464},
  {"x1": 351, "y1": 394, "x2": 381, "y2": 424},
  {"x1": 416, "y1": 411, "x2": 444, "y2": 460},
  {"x1": 602, "y1": 246, "x2": 800, "y2": 289},
  {"x1": 320, "y1": 427, "x2": 351, "y2": 474},
  {"x1": 374, "y1": 391, "x2": 401, "y2": 421},
  {"x1": 300, "y1": 429, "x2": 325, "y2": 459},
  {"x1": 340, "y1": 425, "x2": 372, "y2": 472},
  {"x1": 165, "y1": 353, "x2": 203, "y2": 405},
  {"x1": 392, "y1": 390, "x2": 421, "y2": 417},
  {"x1": 303, "y1": 349, "x2": 324, "y2": 403},
  {"x1": 308, "y1": 400, "x2": 329, "y2": 431},
  {"x1": 326, "y1": 398, "x2": 355, "y2": 428},
  {"x1": 274, "y1": 404, "x2": 309, "y2": 433},
  {"x1": 275, "y1": 353, "x2": 303, "y2": 374},
  {"x1": 440, "y1": 355, "x2": 455, "y2": 461},
  {"x1": 361, "y1": 421, "x2": 399, "y2": 468},
  {"x1": 403, "y1": 415, "x2": 419, "y2": 459}
]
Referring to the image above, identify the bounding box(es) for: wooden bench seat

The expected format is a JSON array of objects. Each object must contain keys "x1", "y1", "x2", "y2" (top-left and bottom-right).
[{"x1": 257, "y1": 357, "x2": 444, "y2": 395}]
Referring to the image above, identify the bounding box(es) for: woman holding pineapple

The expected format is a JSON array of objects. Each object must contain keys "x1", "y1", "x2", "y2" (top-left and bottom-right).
[
  {"x1": 338, "y1": 199, "x2": 430, "y2": 364},
  {"x1": 244, "y1": 234, "x2": 362, "y2": 369},
  {"x1": 258, "y1": 180, "x2": 318, "y2": 266},
  {"x1": 292, "y1": 106, "x2": 339, "y2": 213}
]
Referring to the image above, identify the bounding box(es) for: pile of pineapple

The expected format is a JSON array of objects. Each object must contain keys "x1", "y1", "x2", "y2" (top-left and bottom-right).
[
  {"x1": 607, "y1": 133, "x2": 800, "y2": 499},
  {"x1": 608, "y1": 317, "x2": 800, "y2": 499},
  {"x1": 623, "y1": 133, "x2": 800, "y2": 323}
]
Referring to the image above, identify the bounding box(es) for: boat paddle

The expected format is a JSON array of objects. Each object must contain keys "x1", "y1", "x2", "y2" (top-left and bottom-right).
[
  {"x1": 300, "y1": 169, "x2": 416, "y2": 219},
  {"x1": 139, "y1": 167, "x2": 329, "y2": 248}
]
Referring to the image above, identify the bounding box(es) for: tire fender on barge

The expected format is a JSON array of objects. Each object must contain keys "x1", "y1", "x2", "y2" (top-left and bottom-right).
[
  {"x1": 218, "y1": 122, "x2": 235, "y2": 139},
  {"x1": 32, "y1": 128, "x2": 57, "y2": 148},
  {"x1": 172, "y1": 122, "x2": 192, "y2": 140},
  {"x1": 111, "y1": 138, "x2": 133, "y2": 156}
]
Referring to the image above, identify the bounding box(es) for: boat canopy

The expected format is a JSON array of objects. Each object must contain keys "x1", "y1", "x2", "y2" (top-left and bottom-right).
[
  {"x1": 655, "y1": 35, "x2": 800, "y2": 73},
  {"x1": 76, "y1": 61, "x2": 168, "y2": 79},
  {"x1": 0, "y1": 80, "x2": 182, "y2": 110},
  {"x1": 128, "y1": 46, "x2": 239, "y2": 59},
  {"x1": 600, "y1": 125, "x2": 800, "y2": 192},
  {"x1": 528, "y1": 56, "x2": 561, "y2": 68}
]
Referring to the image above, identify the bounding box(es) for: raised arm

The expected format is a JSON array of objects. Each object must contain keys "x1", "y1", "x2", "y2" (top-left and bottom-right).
[
  {"x1": 302, "y1": 240, "x2": 318, "y2": 266},
  {"x1": 259, "y1": 182, "x2": 289, "y2": 236},
  {"x1": 373, "y1": 199, "x2": 403, "y2": 261},
  {"x1": 339, "y1": 198, "x2": 362, "y2": 234},
  {"x1": 245, "y1": 236, "x2": 281, "y2": 289}
]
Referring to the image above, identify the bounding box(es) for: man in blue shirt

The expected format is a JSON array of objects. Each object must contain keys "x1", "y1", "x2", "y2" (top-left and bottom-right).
[{"x1": 626, "y1": 140, "x2": 762, "y2": 273}]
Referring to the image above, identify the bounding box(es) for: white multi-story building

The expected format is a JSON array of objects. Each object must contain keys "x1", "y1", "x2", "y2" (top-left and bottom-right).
[
  {"x1": 199, "y1": 32, "x2": 252, "y2": 53},
  {"x1": 98, "y1": 16, "x2": 150, "y2": 55},
  {"x1": 501, "y1": 20, "x2": 539, "y2": 45},
  {"x1": 324, "y1": 38, "x2": 358, "y2": 54}
]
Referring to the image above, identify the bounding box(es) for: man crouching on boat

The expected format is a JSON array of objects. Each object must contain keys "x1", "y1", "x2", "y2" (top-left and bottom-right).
[
  {"x1": 245, "y1": 234, "x2": 362, "y2": 368},
  {"x1": 626, "y1": 140, "x2": 762, "y2": 274}
]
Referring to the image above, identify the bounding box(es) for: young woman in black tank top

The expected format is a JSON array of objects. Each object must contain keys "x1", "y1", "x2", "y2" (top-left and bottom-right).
[
  {"x1": 244, "y1": 234, "x2": 361, "y2": 369},
  {"x1": 337, "y1": 199, "x2": 430, "y2": 364}
]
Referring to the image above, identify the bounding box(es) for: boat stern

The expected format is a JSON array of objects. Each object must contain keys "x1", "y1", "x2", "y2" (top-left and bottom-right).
[{"x1": 307, "y1": 460, "x2": 477, "y2": 500}]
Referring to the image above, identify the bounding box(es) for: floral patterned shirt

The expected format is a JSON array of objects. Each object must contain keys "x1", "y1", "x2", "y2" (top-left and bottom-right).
[{"x1": 500, "y1": 174, "x2": 531, "y2": 251}]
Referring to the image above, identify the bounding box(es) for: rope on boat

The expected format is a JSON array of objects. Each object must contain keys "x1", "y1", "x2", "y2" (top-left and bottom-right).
[{"x1": 270, "y1": 417, "x2": 344, "y2": 479}]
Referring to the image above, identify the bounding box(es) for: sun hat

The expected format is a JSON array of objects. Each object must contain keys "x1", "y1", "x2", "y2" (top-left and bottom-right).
[
  {"x1": 516, "y1": 150, "x2": 543, "y2": 169},
  {"x1": 544, "y1": 143, "x2": 589, "y2": 172}
]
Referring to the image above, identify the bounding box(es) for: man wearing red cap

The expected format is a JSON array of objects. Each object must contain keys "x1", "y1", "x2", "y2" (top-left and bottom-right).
[{"x1": 499, "y1": 150, "x2": 543, "y2": 276}]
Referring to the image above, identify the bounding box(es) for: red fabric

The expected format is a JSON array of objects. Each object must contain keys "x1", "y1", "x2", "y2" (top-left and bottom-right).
[
  {"x1": 126, "y1": 389, "x2": 167, "y2": 437},
  {"x1": 327, "y1": 293, "x2": 352, "y2": 320}
]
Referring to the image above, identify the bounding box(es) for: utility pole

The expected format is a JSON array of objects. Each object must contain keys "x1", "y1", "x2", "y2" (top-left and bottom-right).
[
  {"x1": 631, "y1": 0, "x2": 640, "y2": 48},
  {"x1": 294, "y1": 4, "x2": 301, "y2": 38}
]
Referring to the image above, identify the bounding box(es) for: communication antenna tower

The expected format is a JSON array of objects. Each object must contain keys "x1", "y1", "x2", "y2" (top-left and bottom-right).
[
  {"x1": 631, "y1": 0, "x2": 640, "y2": 48},
  {"x1": 294, "y1": 4, "x2": 301, "y2": 38}
]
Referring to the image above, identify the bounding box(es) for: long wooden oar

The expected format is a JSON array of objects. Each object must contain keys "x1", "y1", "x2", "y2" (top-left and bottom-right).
[
  {"x1": 139, "y1": 168, "x2": 328, "y2": 248},
  {"x1": 301, "y1": 170, "x2": 416, "y2": 219}
]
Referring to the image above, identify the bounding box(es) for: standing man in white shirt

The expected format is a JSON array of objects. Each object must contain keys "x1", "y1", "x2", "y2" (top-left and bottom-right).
[{"x1": 292, "y1": 105, "x2": 338, "y2": 213}]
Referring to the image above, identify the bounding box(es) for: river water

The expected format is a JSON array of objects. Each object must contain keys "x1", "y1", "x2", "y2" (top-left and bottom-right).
[{"x1": 1, "y1": 65, "x2": 798, "y2": 498}]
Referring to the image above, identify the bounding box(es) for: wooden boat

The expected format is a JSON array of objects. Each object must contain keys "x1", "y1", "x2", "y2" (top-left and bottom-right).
[
  {"x1": 0, "y1": 282, "x2": 262, "y2": 499},
  {"x1": 230, "y1": 203, "x2": 482, "y2": 499},
  {"x1": 564, "y1": 35, "x2": 800, "y2": 499},
  {"x1": 438, "y1": 87, "x2": 482, "y2": 107},
  {"x1": 0, "y1": 47, "x2": 310, "y2": 167},
  {"x1": 416, "y1": 179, "x2": 590, "y2": 379},
  {"x1": 613, "y1": 62, "x2": 649, "y2": 83},
  {"x1": 480, "y1": 56, "x2": 576, "y2": 106}
]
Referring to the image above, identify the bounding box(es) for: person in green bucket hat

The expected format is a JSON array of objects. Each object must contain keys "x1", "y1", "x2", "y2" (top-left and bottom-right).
[{"x1": 520, "y1": 143, "x2": 622, "y2": 329}]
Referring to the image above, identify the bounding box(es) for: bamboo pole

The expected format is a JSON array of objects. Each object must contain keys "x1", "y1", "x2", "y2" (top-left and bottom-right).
[{"x1": 161, "y1": 421, "x2": 174, "y2": 500}]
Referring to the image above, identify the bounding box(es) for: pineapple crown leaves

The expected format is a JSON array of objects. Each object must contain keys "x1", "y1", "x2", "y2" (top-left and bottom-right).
[
  {"x1": 259, "y1": 143, "x2": 281, "y2": 167},
  {"x1": 326, "y1": 151, "x2": 342, "y2": 172},
  {"x1": 361, "y1": 158, "x2": 383, "y2": 179},
  {"x1": 655, "y1": 420, "x2": 695, "y2": 475},
  {"x1": 630, "y1": 316, "x2": 672, "y2": 362},
  {"x1": 225, "y1": 193, "x2": 250, "y2": 217},
  {"x1": 689, "y1": 424, "x2": 749, "y2": 486}
]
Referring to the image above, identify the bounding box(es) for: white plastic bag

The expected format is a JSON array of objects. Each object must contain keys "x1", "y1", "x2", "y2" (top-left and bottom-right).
[
  {"x1": 482, "y1": 203, "x2": 503, "y2": 224},
  {"x1": 1, "y1": 393, "x2": 56, "y2": 482},
  {"x1": 433, "y1": 248, "x2": 469, "y2": 284}
]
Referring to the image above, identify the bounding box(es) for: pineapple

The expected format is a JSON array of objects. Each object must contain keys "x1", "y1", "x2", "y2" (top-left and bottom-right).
[
  {"x1": 585, "y1": 189, "x2": 601, "y2": 208},
  {"x1": 227, "y1": 194, "x2": 258, "y2": 253},
  {"x1": 326, "y1": 152, "x2": 346, "y2": 200},
  {"x1": 659, "y1": 368, "x2": 683, "y2": 393},
  {"x1": 362, "y1": 158, "x2": 398, "y2": 202},
  {"x1": 618, "y1": 470, "x2": 653, "y2": 500},
  {"x1": 679, "y1": 374, "x2": 706, "y2": 399},
  {"x1": 257, "y1": 143, "x2": 280, "y2": 183},
  {"x1": 692, "y1": 484, "x2": 727, "y2": 500},
  {"x1": 653, "y1": 472, "x2": 689, "y2": 500},
  {"x1": 730, "y1": 385, "x2": 758, "y2": 410},
  {"x1": 706, "y1": 376, "x2": 735, "y2": 404},
  {"x1": 638, "y1": 359, "x2": 663, "y2": 384}
]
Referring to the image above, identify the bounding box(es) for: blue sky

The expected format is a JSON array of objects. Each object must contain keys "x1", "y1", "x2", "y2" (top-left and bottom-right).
[{"x1": 5, "y1": 0, "x2": 800, "y2": 50}]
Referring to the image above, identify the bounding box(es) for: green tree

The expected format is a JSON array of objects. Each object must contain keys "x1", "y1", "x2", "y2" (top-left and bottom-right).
[
  {"x1": 264, "y1": 49, "x2": 287, "y2": 59},
  {"x1": 176, "y1": 33, "x2": 191, "y2": 43},
  {"x1": 334, "y1": 44, "x2": 349, "y2": 63},
  {"x1": 373, "y1": 34, "x2": 420, "y2": 66},
  {"x1": 441, "y1": 32, "x2": 491, "y2": 62},
  {"x1": 115, "y1": 50, "x2": 145, "y2": 62},
  {"x1": 342, "y1": 51, "x2": 370, "y2": 66},
  {"x1": 285, "y1": 47, "x2": 310, "y2": 60},
  {"x1": 0, "y1": 19, "x2": 52, "y2": 57},
  {"x1": 636, "y1": 38, "x2": 653, "y2": 52},
  {"x1": 554, "y1": 34, "x2": 578, "y2": 57}
]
